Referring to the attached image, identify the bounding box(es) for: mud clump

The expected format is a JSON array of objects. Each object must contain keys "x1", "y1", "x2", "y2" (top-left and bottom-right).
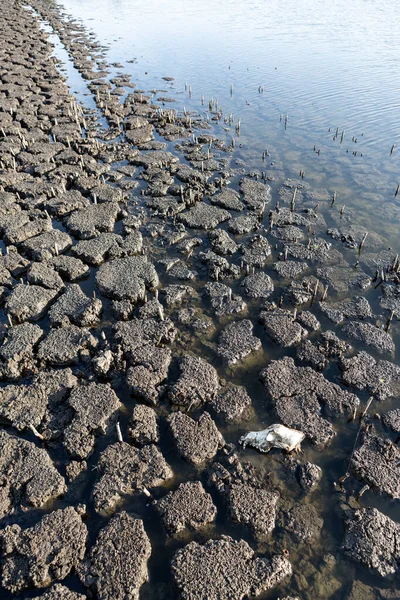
[
  {"x1": 0, "y1": 322, "x2": 43, "y2": 379},
  {"x1": 209, "y1": 384, "x2": 253, "y2": 422},
  {"x1": 342, "y1": 321, "x2": 395, "y2": 356},
  {"x1": 178, "y1": 203, "x2": 231, "y2": 229},
  {"x1": 79, "y1": 512, "x2": 151, "y2": 600},
  {"x1": 154, "y1": 481, "x2": 217, "y2": 534},
  {"x1": 5, "y1": 284, "x2": 58, "y2": 322},
  {"x1": 38, "y1": 325, "x2": 98, "y2": 366},
  {"x1": 340, "y1": 350, "x2": 400, "y2": 401},
  {"x1": 216, "y1": 319, "x2": 262, "y2": 366},
  {"x1": 96, "y1": 256, "x2": 159, "y2": 301},
  {"x1": 261, "y1": 357, "x2": 359, "y2": 445},
  {"x1": 167, "y1": 411, "x2": 224, "y2": 465},
  {"x1": 242, "y1": 271, "x2": 274, "y2": 298},
  {"x1": 169, "y1": 354, "x2": 219, "y2": 409},
  {"x1": 128, "y1": 404, "x2": 159, "y2": 445},
  {"x1": 343, "y1": 508, "x2": 400, "y2": 577},
  {"x1": 0, "y1": 506, "x2": 87, "y2": 592},
  {"x1": 0, "y1": 429, "x2": 66, "y2": 517},
  {"x1": 351, "y1": 433, "x2": 400, "y2": 499},
  {"x1": 39, "y1": 584, "x2": 87, "y2": 600},
  {"x1": 171, "y1": 536, "x2": 292, "y2": 600},
  {"x1": 297, "y1": 462, "x2": 322, "y2": 492},
  {"x1": 63, "y1": 382, "x2": 121, "y2": 459},
  {"x1": 92, "y1": 442, "x2": 172, "y2": 515},
  {"x1": 65, "y1": 202, "x2": 119, "y2": 239},
  {"x1": 48, "y1": 283, "x2": 102, "y2": 326},
  {"x1": 260, "y1": 308, "x2": 308, "y2": 348},
  {"x1": 227, "y1": 483, "x2": 280, "y2": 540}
]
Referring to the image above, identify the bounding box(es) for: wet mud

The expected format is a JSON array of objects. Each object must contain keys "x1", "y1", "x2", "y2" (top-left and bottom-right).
[{"x1": 0, "y1": 1, "x2": 399, "y2": 599}]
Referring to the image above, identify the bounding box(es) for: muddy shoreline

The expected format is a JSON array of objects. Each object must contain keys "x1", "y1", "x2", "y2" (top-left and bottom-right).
[{"x1": 0, "y1": 0, "x2": 399, "y2": 598}]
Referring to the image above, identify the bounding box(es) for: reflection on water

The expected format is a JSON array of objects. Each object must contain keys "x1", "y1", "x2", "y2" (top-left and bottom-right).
[{"x1": 61, "y1": 0, "x2": 400, "y2": 244}]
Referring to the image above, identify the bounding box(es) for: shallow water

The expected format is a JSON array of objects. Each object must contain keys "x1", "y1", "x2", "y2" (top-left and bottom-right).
[
  {"x1": 60, "y1": 0, "x2": 400, "y2": 244},
  {"x1": 1, "y1": 1, "x2": 400, "y2": 599}
]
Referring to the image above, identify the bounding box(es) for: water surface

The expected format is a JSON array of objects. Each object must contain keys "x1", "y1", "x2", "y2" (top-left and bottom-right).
[{"x1": 60, "y1": 0, "x2": 400, "y2": 242}]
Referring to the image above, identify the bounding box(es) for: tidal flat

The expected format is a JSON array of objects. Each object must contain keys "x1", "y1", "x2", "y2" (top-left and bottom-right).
[{"x1": 0, "y1": 1, "x2": 399, "y2": 599}]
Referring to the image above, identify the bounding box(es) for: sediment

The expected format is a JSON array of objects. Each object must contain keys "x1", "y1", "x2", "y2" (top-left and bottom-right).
[{"x1": 0, "y1": 0, "x2": 399, "y2": 598}]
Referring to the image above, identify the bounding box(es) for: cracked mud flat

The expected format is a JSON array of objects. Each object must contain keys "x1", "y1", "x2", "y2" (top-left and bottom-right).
[{"x1": 0, "y1": 1, "x2": 399, "y2": 599}]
